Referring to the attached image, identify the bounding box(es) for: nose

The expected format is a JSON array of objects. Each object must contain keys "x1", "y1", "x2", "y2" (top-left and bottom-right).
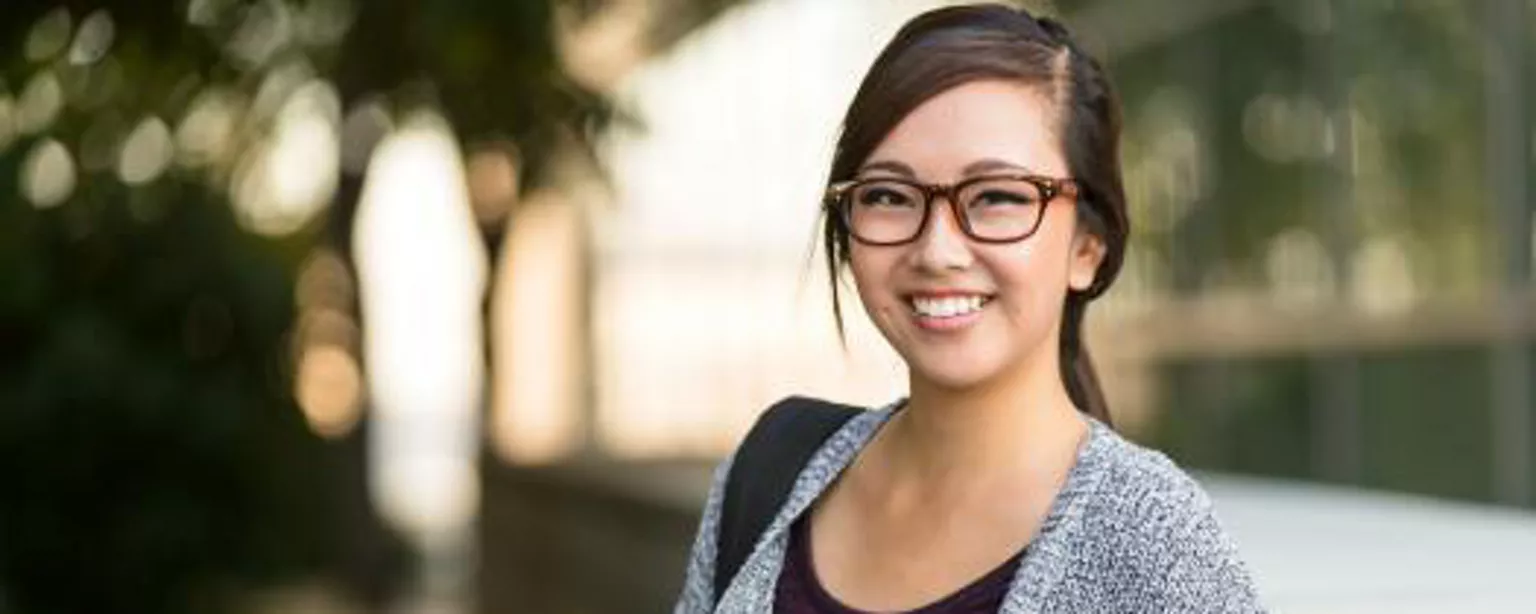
[{"x1": 909, "y1": 196, "x2": 974, "y2": 273}]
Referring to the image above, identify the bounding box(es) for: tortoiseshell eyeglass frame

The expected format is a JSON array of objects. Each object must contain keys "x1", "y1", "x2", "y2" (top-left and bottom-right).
[{"x1": 824, "y1": 173, "x2": 1080, "y2": 246}]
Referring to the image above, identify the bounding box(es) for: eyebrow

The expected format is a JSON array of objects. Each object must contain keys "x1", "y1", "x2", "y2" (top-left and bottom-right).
[
  {"x1": 856, "y1": 158, "x2": 1036, "y2": 179},
  {"x1": 857, "y1": 160, "x2": 916, "y2": 177},
  {"x1": 961, "y1": 158, "x2": 1032, "y2": 176}
]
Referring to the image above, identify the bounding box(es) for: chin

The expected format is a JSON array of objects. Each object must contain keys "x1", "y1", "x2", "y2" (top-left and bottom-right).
[{"x1": 903, "y1": 349, "x2": 1011, "y2": 392}]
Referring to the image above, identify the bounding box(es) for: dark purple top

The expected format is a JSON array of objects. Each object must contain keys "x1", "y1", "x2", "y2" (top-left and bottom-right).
[{"x1": 773, "y1": 516, "x2": 1023, "y2": 614}]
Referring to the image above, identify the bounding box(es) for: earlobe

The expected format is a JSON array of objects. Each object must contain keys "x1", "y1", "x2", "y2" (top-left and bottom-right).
[{"x1": 1068, "y1": 233, "x2": 1107, "y2": 291}]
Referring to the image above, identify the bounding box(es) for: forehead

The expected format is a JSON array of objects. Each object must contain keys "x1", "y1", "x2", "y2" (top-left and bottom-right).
[{"x1": 863, "y1": 79, "x2": 1066, "y2": 179}]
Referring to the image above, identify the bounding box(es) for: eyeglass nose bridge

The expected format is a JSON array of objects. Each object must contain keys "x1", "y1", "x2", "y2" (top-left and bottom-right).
[{"x1": 913, "y1": 181, "x2": 979, "y2": 241}]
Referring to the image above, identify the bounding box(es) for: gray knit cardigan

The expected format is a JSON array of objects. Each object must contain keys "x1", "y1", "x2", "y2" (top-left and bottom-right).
[{"x1": 673, "y1": 403, "x2": 1266, "y2": 613}]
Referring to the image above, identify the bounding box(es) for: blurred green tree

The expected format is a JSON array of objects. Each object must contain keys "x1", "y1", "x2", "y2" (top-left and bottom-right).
[{"x1": 0, "y1": 1, "x2": 743, "y2": 612}]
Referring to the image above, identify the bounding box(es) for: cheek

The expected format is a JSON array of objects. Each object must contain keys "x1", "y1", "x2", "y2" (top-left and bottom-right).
[
  {"x1": 847, "y1": 247, "x2": 899, "y2": 314},
  {"x1": 846, "y1": 245, "x2": 874, "y2": 294},
  {"x1": 986, "y1": 236, "x2": 1073, "y2": 319}
]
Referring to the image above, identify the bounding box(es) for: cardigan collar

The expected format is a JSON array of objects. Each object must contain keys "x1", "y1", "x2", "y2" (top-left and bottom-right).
[{"x1": 715, "y1": 400, "x2": 1115, "y2": 614}]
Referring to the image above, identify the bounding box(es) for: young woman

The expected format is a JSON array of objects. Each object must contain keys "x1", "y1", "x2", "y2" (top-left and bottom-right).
[{"x1": 675, "y1": 4, "x2": 1263, "y2": 613}]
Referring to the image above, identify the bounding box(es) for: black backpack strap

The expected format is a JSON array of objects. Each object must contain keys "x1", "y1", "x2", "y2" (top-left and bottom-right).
[{"x1": 714, "y1": 396, "x2": 861, "y2": 601}]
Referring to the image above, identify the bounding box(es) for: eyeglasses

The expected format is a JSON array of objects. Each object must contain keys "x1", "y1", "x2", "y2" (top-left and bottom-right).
[{"x1": 825, "y1": 173, "x2": 1078, "y2": 246}]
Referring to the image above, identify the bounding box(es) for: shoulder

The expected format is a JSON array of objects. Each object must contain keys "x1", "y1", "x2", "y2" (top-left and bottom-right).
[
  {"x1": 1085, "y1": 425, "x2": 1216, "y2": 536},
  {"x1": 1061, "y1": 423, "x2": 1265, "y2": 610},
  {"x1": 675, "y1": 398, "x2": 892, "y2": 612}
]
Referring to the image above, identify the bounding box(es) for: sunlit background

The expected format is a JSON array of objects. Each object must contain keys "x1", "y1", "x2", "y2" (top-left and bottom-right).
[{"x1": 2, "y1": 0, "x2": 1535, "y2": 613}]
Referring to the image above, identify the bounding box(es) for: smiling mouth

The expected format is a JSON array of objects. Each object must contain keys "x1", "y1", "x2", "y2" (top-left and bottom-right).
[{"x1": 906, "y1": 294, "x2": 994, "y2": 318}]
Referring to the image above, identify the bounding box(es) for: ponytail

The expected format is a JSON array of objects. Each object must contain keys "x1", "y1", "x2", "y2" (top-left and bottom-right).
[{"x1": 1060, "y1": 292, "x2": 1111, "y2": 426}]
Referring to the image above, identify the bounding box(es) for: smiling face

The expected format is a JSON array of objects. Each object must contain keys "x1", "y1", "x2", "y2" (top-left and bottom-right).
[{"x1": 846, "y1": 79, "x2": 1106, "y2": 393}]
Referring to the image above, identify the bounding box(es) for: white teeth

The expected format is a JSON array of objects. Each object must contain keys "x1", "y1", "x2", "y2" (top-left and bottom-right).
[{"x1": 911, "y1": 295, "x2": 986, "y2": 318}]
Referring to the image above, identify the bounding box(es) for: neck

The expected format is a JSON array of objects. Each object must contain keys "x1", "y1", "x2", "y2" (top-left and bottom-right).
[{"x1": 886, "y1": 346, "x2": 1087, "y2": 490}]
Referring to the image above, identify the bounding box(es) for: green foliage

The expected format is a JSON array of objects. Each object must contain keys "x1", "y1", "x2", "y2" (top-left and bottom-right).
[
  {"x1": 0, "y1": 156, "x2": 332, "y2": 612},
  {"x1": 1110, "y1": 1, "x2": 1498, "y2": 293},
  {"x1": 0, "y1": 0, "x2": 746, "y2": 611}
]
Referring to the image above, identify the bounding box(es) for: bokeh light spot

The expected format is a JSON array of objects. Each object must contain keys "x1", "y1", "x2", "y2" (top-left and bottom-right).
[
  {"x1": 1265, "y1": 227, "x2": 1335, "y2": 307},
  {"x1": 16, "y1": 71, "x2": 64, "y2": 135},
  {"x1": 231, "y1": 80, "x2": 341, "y2": 236},
  {"x1": 226, "y1": 0, "x2": 293, "y2": 70},
  {"x1": 0, "y1": 97, "x2": 16, "y2": 153},
  {"x1": 118, "y1": 116, "x2": 175, "y2": 185},
  {"x1": 296, "y1": 343, "x2": 363, "y2": 439},
  {"x1": 21, "y1": 139, "x2": 76, "y2": 208},
  {"x1": 176, "y1": 88, "x2": 244, "y2": 168},
  {"x1": 68, "y1": 10, "x2": 115, "y2": 65},
  {"x1": 295, "y1": 248, "x2": 356, "y2": 311},
  {"x1": 1349, "y1": 238, "x2": 1418, "y2": 316},
  {"x1": 467, "y1": 145, "x2": 520, "y2": 227},
  {"x1": 24, "y1": 8, "x2": 72, "y2": 63},
  {"x1": 187, "y1": 0, "x2": 236, "y2": 27}
]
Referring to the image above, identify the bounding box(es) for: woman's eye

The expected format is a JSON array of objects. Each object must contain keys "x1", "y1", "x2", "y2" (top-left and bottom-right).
[
  {"x1": 858, "y1": 188, "x2": 915, "y2": 208},
  {"x1": 972, "y1": 189, "x2": 1037, "y2": 207}
]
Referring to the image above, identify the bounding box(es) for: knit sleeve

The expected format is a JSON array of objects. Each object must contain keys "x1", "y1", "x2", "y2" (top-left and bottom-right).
[
  {"x1": 1152, "y1": 503, "x2": 1266, "y2": 613},
  {"x1": 672, "y1": 454, "x2": 733, "y2": 614},
  {"x1": 1074, "y1": 443, "x2": 1268, "y2": 613}
]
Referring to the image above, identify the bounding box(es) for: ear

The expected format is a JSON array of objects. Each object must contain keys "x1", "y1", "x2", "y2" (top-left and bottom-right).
[{"x1": 1067, "y1": 230, "x2": 1107, "y2": 292}]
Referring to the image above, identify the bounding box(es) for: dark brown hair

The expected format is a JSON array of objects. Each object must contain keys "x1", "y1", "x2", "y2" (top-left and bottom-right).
[{"x1": 822, "y1": 3, "x2": 1129, "y2": 425}]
